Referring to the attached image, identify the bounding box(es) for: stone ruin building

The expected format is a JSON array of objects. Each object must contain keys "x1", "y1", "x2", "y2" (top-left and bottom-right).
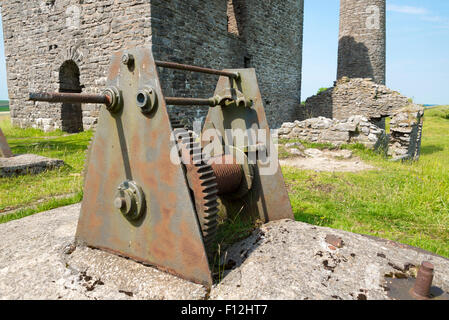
[
  {"x1": 302, "y1": 0, "x2": 389, "y2": 123},
  {"x1": 0, "y1": 0, "x2": 424, "y2": 161},
  {"x1": 0, "y1": 0, "x2": 305, "y2": 132},
  {"x1": 298, "y1": 0, "x2": 424, "y2": 161}
]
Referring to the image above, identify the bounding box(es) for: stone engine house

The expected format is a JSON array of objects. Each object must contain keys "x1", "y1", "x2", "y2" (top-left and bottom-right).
[{"x1": 0, "y1": 0, "x2": 305, "y2": 132}]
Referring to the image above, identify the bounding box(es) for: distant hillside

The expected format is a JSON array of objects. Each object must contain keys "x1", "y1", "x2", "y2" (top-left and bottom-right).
[{"x1": 0, "y1": 100, "x2": 9, "y2": 112}]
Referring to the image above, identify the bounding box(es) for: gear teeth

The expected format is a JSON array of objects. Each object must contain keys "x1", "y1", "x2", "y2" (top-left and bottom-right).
[
  {"x1": 201, "y1": 176, "x2": 217, "y2": 185},
  {"x1": 205, "y1": 201, "x2": 219, "y2": 209},
  {"x1": 170, "y1": 119, "x2": 219, "y2": 256}
]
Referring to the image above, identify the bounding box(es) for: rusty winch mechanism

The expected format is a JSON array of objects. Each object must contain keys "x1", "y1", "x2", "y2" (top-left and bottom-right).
[{"x1": 29, "y1": 46, "x2": 293, "y2": 286}]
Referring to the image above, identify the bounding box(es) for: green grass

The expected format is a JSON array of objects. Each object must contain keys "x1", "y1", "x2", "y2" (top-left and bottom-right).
[
  {"x1": 0, "y1": 100, "x2": 9, "y2": 112},
  {"x1": 0, "y1": 192, "x2": 83, "y2": 224},
  {"x1": 0, "y1": 116, "x2": 92, "y2": 221},
  {"x1": 283, "y1": 105, "x2": 449, "y2": 258},
  {"x1": 427, "y1": 105, "x2": 449, "y2": 120}
]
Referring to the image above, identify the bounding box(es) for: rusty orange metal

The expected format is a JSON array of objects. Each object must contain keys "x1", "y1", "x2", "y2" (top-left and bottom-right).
[
  {"x1": 203, "y1": 69, "x2": 294, "y2": 222},
  {"x1": 76, "y1": 47, "x2": 212, "y2": 286},
  {"x1": 29, "y1": 46, "x2": 294, "y2": 287}
]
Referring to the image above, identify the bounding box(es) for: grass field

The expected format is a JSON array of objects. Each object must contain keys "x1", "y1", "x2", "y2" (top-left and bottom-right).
[
  {"x1": 0, "y1": 107, "x2": 448, "y2": 258},
  {"x1": 0, "y1": 100, "x2": 9, "y2": 112},
  {"x1": 0, "y1": 115, "x2": 91, "y2": 222}
]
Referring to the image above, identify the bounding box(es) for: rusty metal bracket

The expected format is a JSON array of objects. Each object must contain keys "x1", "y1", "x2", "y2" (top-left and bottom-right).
[
  {"x1": 202, "y1": 68, "x2": 293, "y2": 222},
  {"x1": 211, "y1": 88, "x2": 253, "y2": 108},
  {"x1": 74, "y1": 47, "x2": 213, "y2": 286}
]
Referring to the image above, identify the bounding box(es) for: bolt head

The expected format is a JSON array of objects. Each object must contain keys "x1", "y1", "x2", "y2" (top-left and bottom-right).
[
  {"x1": 122, "y1": 53, "x2": 134, "y2": 67},
  {"x1": 114, "y1": 197, "x2": 125, "y2": 209},
  {"x1": 136, "y1": 87, "x2": 157, "y2": 114}
]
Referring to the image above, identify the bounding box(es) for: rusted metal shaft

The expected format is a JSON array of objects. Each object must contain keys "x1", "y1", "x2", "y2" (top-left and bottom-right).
[
  {"x1": 29, "y1": 92, "x2": 112, "y2": 105},
  {"x1": 165, "y1": 97, "x2": 216, "y2": 106},
  {"x1": 155, "y1": 60, "x2": 239, "y2": 79},
  {"x1": 209, "y1": 155, "x2": 243, "y2": 195}
]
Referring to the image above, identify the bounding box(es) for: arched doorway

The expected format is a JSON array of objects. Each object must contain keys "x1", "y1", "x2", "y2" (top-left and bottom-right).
[{"x1": 59, "y1": 60, "x2": 83, "y2": 133}]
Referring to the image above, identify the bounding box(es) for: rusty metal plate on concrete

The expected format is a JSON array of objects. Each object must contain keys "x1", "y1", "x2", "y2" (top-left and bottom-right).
[
  {"x1": 76, "y1": 47, "x2": 212, "y2": 286},
  {"x1": 203, "y1": 70, "x2": 294, "y2": 222}
]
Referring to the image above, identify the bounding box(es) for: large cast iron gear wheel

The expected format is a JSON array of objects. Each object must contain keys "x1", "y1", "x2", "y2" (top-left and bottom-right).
[{"x1": 172, "y1": 122, "x2": 220, "y2": 253}]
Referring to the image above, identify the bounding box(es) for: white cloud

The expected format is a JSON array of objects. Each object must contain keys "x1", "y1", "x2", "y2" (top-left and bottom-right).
[
  {"x1": 387, "y1": 4, "x2": 429, "y2": 15},
  {"x1": 387, "y1": 3, "x2": 449, "y2": 30}
]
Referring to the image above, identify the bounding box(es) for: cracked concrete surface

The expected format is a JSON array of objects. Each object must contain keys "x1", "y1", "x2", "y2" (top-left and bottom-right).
[
  {"x1": 0, "y1": 204, "x2": 448, "y2": 300},
  {"x1": 211, "y1": 220, "x2": 449, "y2": 300},
  {"x1": 0, "y1": 204, "x2": 206, "y2": 300}
]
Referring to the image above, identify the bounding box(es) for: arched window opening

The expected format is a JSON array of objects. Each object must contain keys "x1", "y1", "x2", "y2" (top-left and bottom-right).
[{"x1": 59, "y1": 60, "x2": 83, "y2": 133}]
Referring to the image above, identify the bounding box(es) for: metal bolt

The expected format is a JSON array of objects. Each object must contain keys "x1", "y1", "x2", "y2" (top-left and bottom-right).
[
  {"x1": 122, "y1": 53, "x2": 134, "y2": 67},
  {"x1": 136, "y1": 87, "x2": 157, "y2": 114},
  {"x1": 114, "y1": 197, "x2": 126, "y2": 210},
  {"x1": 411, "y1": 261, "x2": 434, "y2": 299},
  {"x1": 102, "y1": 86, "x2": 123, "y2": 113}
]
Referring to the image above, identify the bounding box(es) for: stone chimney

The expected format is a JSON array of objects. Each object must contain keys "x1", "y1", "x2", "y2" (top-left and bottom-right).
[{"x1": 337, "y1": 0, "x2": 386, "y2": 84}]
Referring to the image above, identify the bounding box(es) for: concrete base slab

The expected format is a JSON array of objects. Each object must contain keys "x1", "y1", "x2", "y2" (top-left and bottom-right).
[
  {"x1": 0, "y1": 154, "x2": 64, "y2": 177},
  {"x1": 0, "y1": 204, "x2": 448, "y2": 300},
  {"x1": 211, "y1": 220, "x2": 449, "y2": 300},
  {"x1": 0, "y1": 204, "x2": 207, "y2": 300}
]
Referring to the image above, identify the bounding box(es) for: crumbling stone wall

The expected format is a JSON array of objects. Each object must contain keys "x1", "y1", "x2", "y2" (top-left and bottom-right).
[
  {"x1": 338, "y1": 0, "x2": 386, "y2": 84},
  {"x1": 279, "y1": 116, "x2": 387, "y2": 149},
  {"x1": 280, "y1": 107, "x2": 424, "y2": 162},
  {"x1": 300, "y1": 78, "x2": 415, "y2": 125},
  {"x1": 1, "y1": 0, "x2": 304, "y2": 131},
  {"x1": 388, "y1": 106, "x2": 424, "y2": 161}
]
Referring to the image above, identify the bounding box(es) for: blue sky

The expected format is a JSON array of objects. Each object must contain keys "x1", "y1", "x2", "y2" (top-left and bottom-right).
[
  {"x1": 1, "y1": 1, "x2": 449, "y2": 104},
  {"x1": 303, "y1": 0, "x2": 449, "y2": 104}
]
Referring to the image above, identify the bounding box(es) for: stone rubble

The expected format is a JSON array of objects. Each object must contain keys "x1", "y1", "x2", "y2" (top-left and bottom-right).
[
  {"x1": 279, "y1": 115, "x2": 387, "y2": 149},
  {"x1": 388, "y1": 106, "x2": 424, "y2": 161},
  {"x1": 0, "y1": 154, "x2": 64, "y2": 177},
  {"x1": 280, "y1": 107, "x2": 424, "y2": 162}
]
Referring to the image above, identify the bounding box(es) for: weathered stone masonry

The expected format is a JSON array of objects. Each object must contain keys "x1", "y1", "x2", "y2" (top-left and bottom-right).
[
  {"x1": 301, "y1": 78, "x2": 413, "y2": 124},
  {"x1": 338, "y1": 0, "x2": 386, "y2": 85},
  {"x1": 0, "y1": 0, "x2": 304, "y2": 131}
]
